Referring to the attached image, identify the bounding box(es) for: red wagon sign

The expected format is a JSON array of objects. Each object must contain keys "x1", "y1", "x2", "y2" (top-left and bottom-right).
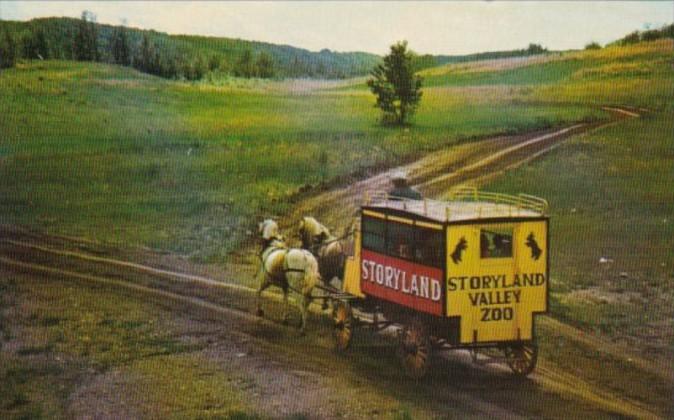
[{"x1": 360, "y1": 249, "x2": 444, "y2": 316}]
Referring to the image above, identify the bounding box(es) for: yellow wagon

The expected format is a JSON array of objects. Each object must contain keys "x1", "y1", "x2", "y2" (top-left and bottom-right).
[{"x1": 333, "y1": 186, "x2": 549, "y2": 378}]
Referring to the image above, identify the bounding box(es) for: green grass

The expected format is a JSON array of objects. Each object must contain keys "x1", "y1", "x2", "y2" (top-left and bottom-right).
[
  {"x1": 9, "y1": 274, "x2": 200, "y2": 370},
  {"x1": 0, "y1": 273, "x2": 259, "y2": 419},
  {"x1": 488, "y1": 111, "x2": 674, "y2": 358},
  {"x1": 0, "y1": 59, "x2": 603, "y2": 260},
  {"x1": 0, "y1": 40, "x2": 670, "y2": 261},
  {"x1": 423, "y1": 57, "x2": 588, "y2": 87}
]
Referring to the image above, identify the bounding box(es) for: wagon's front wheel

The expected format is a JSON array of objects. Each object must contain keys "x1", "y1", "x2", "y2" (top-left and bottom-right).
[
  {"x1": 504, "y1": 342, "x2": 538, "y2": 376},
  {"x1": 332, "y1": 300, "x2": 353, "y2": 351},
  {"x1": 398, "y1": 319, "x2": 432, "y2": 379}
]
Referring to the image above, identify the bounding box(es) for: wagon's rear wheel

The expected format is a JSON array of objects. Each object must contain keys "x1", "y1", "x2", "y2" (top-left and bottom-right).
[
  {"x1": 398, "y1": 319, "x2": 432, "y2": 379},
  {"x1": 504, "y1": 342, "x2": 538, "y2": 376},
  {"x1": 332, "y1": 300, "x2": 353, "y2": 351}
]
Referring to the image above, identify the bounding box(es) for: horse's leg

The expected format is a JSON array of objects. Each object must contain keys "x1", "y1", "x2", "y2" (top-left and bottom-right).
[
  {"x1": 281, "y1": 285, "x2": 290, "y2": 325},
  {"x1": 256, "y1": 277, "x2": 271, "y2": 317},
  {"x1": 321, "y1": 275, "x2": 335, "y2": 311},
  {"x1": 299, "y1": 293, "x2": 312, "y2": 335}
]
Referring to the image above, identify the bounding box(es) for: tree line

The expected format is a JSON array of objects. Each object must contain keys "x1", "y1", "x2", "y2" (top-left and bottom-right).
[
  {"x1": 1, "y1": 16, "x2": 381, "y2": 78},
  {"x1": 0, "y1": 12, "x2": 276, "y2": 80},
  {"x1": 613, "y1": 23, "x2": 674, "y2": 46}
]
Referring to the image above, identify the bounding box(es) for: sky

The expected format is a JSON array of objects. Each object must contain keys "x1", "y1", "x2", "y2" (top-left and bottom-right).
[{"x1": 1, "y1": 1, "x2": 672, "y2": 55}]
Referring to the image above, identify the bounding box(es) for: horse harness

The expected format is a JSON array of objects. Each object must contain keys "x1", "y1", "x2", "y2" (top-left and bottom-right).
[{"x1": 259, "y1": 237, "x2": 307, "y2": 288}]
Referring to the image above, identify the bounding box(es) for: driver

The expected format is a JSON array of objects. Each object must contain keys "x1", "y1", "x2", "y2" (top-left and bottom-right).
[{"x1": 388, "y1": 170, "x2": 422, "y2": 200}]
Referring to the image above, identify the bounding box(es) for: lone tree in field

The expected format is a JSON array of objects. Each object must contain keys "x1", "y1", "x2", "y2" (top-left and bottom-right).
[{"x1": 367, "y1": 41, "x2": 422, "y2": 126}]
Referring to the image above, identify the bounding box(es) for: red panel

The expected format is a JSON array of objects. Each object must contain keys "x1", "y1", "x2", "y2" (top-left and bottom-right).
[{"x1": 361, "y1": 250, "x2": 444, "y2": 316}]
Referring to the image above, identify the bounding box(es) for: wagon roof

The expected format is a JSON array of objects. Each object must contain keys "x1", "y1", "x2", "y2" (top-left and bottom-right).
[{"x1": 364, "y1": 187, "x2": 548, "y2": 223}]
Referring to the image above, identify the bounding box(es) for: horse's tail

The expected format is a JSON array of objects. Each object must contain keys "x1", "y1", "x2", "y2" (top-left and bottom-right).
[{"x1": 302, "y1": 250, "x2": 321, "y2": 295}]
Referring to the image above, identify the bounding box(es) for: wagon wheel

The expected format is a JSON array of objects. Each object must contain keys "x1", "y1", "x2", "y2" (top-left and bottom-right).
[
  {"x1": 398, "y1": 319, "x2": 432, "y2": 379},
  {"x1": 504, "y1": 342, "x2": 538, "y2": 376},
  {"x1": 332, "y1": 300, "x2": 353, "y2": 351}
]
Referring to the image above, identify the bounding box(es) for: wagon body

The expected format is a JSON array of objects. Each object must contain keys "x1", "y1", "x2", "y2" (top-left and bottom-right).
[{"x1": 342, "y1": 187, "x2": 549, "y2": 349}]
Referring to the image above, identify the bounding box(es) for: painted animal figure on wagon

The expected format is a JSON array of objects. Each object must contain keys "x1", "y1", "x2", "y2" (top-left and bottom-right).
[
  {"x1": 298, "y1": 216, "x2": 348, "y2": 287},
  {"x1": 256, "y1": 219, "x2": 321, "y2": 333}
]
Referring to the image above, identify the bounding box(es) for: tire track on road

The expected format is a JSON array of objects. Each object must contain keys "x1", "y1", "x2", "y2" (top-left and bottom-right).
[{"x1": 0, "y1": 229, "x2": 660, "y2": 419}]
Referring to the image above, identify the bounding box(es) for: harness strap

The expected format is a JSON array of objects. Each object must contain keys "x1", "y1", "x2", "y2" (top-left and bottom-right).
[
  {"x1": 311, "y1": 227, "x2": 355, "y2": 254},
  {"x1": 283, "y1": 253, "x2": 306, "y2": 274}
]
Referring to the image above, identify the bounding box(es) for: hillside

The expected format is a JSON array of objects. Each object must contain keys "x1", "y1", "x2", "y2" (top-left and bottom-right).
[
  {"x1": 1, "y1": 17, "x2": 573, "y2": 80},
  {"x1": 1, "y1": 38, "x2": 672, "y2": 261},
  {"x1": 0, "y1": 17, "x2": 381, "y2": 79}
]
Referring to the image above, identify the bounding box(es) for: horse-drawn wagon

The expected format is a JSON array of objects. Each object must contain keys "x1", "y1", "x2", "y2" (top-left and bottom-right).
[{"x1": 330, "y1": 186, "x2": 549, "y2": 378}]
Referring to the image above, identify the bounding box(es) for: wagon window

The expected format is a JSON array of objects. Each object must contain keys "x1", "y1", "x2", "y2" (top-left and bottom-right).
[
  {"x1": 362, "y1": 216, "x2": 386, "y2": 253},
  {"x1": 414, "y1": 228, "x2": 444, "y2": 268},
  {"x1": 387, "y1": 222, "x2": 415, "y2": 260},
  {"x1": 480, "y1": 227, "x2": 513, "y2": 259}
]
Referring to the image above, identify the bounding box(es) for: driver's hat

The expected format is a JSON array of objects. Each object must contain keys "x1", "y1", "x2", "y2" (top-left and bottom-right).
[{"x1": 391, "y1": 170, "x2": 408, "y2": 181}]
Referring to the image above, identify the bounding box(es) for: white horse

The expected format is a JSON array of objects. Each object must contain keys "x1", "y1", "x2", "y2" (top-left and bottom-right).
[
  {"x1": 298, "y1": 216, "x2": 347, "y2": 286},
  {"x1": 256, "y1": 219, "x2": 321, "y2": 333}
]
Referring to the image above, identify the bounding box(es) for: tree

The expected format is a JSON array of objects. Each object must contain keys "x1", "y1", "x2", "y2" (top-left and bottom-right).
[
  {"x1": 256, "y1": 51, "x2": 275, "y2": 78},
  {"x1": 74, "y1": 10, "x2": 99, "y2": 61},
  {"x1": 367, "y1": 41, "x2": 423, "y2": 126},
  {"x1": 134, "y1": 33, "x2": 153, "y2": 73},
  {"x1": 664, "y1": 24, "x2": 674, "y2": 39},
  {"x1": 621, "y1": 31, "x2": 641, "y2": 45},
  {"x1": 641, "y1": 29, "x2": 661, "y2": 42},
  {"x1": 192, "y1": 55, "x2": 206, "y2": 79},
  {"x1": 23, "y1": 28, "x2": 49, "y2": 60},
  {"x1": 526, "y1": 43, "x2": 547, "y2": 55},
  {"x1": 208, "y1": 55, "x2": 220, "y2": 72},
  {"x1": 234, "y1": 49, "x2": 255, "y2": 78},
  {"x1": 111, "y1": 26, "x2": 130, "y2": 66},
  {"x1": 585, "y1": 42, "x2": 601, "y2": 50},
  {"x1": 0, "y1": 29, "x2": 17, "y2": 69}
]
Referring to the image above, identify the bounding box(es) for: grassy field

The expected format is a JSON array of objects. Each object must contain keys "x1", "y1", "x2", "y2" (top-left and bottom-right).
[
  {"x1": 0, "y1": 58, "x2": 606, "y2": 260},
  {"x1": 420, "y1": 39, "x2": 673, "y2": 109},
  {"x1": 488, "y1": 110, "x2": 674, "y2": 358},
  {"x1": 0, "y1": 272, "x2": 259, "y2": 419},
  {"x1": 1, "y1": 34, "x2": 673, "y2": 419}
]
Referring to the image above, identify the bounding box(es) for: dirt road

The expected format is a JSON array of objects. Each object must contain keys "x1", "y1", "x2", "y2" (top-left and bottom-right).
[
  {"x1": 277, "y1": 108, "x2": 632, "y2": 244},
  {"x1": 2, "y1": 106, "x2": 670, "y2": 419}
]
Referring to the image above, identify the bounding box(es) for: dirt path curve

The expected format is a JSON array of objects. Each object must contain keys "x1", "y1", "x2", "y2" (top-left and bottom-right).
[
  {"x1": 1, "y1": 226, "x2": 665, "y2": 419},
  {"x1": 275, "y1": 107, "x2": 635, "y2": 245},
  {"x1": 3, "y1": 106, "x2": 665, "y2": 419}
]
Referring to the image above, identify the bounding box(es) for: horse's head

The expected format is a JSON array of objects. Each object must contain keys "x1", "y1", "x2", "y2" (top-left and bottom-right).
[
  {"x1": 259, "y1": 219, "x2": 280, "y2": 241},
  {"x1": 299, "y1": 216, "x2": 330, "y2": 248}
]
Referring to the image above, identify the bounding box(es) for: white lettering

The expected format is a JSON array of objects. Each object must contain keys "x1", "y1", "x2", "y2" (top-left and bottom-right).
[
  {"x1": 368, "y1": 261, "x2": 376, "y2": 282},
  {"x1": 420, "y1": 276, "x2": 429, "y2": 299},
  {"x1": 402, "y1": 272, "x2": 410, "y2": 293},
  {"x1": 431, "y1": 279, "x2": 441, "y2": 301},
  {"x1": 361, "y1": 259, "x2": 443, "y2": 303},
  {"x1": 375, "y1": 264, "x2": 384, "y2": 285},
  {"x1": 410, "y1": 275, "x2": 419, "y2": 296},
  {"x1": 361, "y1": 260, "x2": 369, "y2": 280},
  {"x1": 385, "y1": 266, "x2": 394, "y2": 288}
]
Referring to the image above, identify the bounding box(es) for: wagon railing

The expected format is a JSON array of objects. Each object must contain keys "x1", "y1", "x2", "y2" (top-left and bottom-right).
[
  {"x1": 447, "y1": 186, "x2": 549, "y2": 214},
  {"x1": 364, "y1": 186, "x2": 548, "y2": 220}
]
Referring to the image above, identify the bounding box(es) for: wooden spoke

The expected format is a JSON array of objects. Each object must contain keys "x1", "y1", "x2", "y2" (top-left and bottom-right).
[
  {"x1": 332, "y1": 300, "x2": 353, "y2": 351},
  {"x1": 504, "y1": 342, "x2": 538, "y2": 377},
  {"x1": 398, "y1": 319, "x2": 432, "y2": 379}
]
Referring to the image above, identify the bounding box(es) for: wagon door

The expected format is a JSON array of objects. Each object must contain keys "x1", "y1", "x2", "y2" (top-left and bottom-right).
[{"x1": 445, "y1": 220, "x2": 548, "y2": 344}]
